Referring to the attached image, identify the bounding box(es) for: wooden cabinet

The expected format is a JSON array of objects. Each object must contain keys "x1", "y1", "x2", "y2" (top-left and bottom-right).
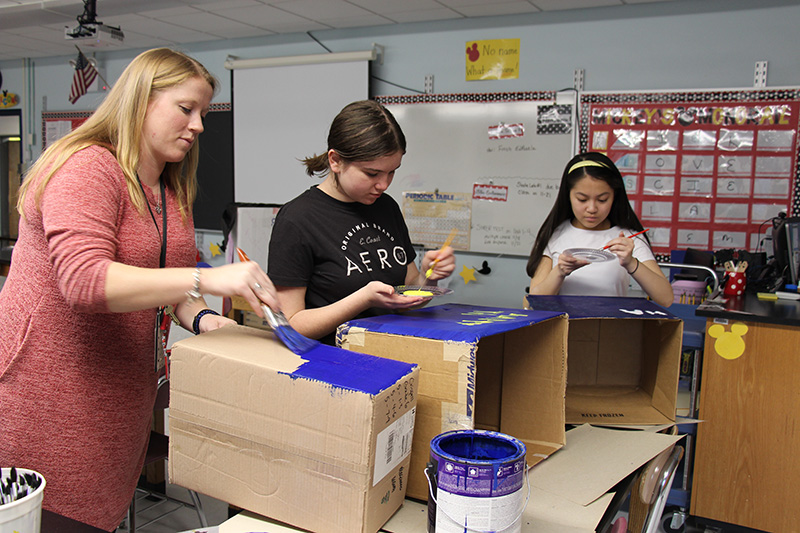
[{"x1": 691, "y1": 318, "x2": 800, "y2": 532}]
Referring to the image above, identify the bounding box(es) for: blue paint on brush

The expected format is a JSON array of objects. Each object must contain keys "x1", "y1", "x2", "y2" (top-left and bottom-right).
[
  {"x1": 286, "y1": 343, "x2": 416, "y2": 396},
  {"x1": 339, "y1": 303, "x2": 564, "y2": 344}
]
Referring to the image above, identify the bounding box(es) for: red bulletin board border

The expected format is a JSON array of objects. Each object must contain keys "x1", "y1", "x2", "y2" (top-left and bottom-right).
[
  {"x1": 41, "y1": 111, "x2": 91, "y2": 150},
  {"x1": 579, "y1": 88, "x2": 800, "y2": 258}
]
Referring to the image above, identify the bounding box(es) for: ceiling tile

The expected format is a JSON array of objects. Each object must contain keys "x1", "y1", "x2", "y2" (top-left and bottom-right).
[
  {"x1": 272, "y1": 0, "x2": 375, "y2": 20},
  {"x1": 457, "y1": 2, "x2": 540, "y2": 17},
  {"x1": 387, "y1": 8, "x2": 465, "y2": 24},
  {"x1": 138, "y1": 6, "x2": 205, "y2": 18},
  {"x1": 219, "y1": 3, "x2": 327, "y2": 32},
  {"x1": 531, "y1": 0, "x2": 622, "y2": 11},
  {"x1": 161, "y1": 11, "x2": 267, "y2": 38},
  {"x1": 346, "y1": 0, "x2": 444, "y2": 14},
  {"x1": 110, "y1": 14, "x2": 216, "y2": 42},
  {"x1": 437, "y1": 0, "x2": 507, "y2": 6},
  {"x1": 315, "y1": 14, "x2": 395, "y2": 28},
  {"x1": 200, "y1": 0, "x2": 264, "y2": 11}
]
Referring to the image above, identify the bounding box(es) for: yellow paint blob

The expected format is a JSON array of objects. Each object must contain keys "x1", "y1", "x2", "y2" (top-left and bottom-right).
[{"x1": 403, "y1": 290, "x2": 434, "y2": 297}]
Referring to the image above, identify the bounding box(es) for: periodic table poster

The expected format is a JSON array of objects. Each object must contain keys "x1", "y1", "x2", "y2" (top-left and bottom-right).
[{"x1": 579, "y1": 89, "x2": 800, "y2": 257}]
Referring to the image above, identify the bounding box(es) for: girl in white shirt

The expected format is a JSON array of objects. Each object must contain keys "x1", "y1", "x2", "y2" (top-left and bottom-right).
[{"x1": 526, "y1": 152, "x2": 673, "y2": 307}]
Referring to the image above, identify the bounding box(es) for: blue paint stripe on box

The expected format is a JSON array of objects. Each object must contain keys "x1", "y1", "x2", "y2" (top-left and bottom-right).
[
  {"x1": 287, "y1": 343, "x2": 416, "y2": 396},
  {"x1": 339, "y1": 304, "x2": 565, "y2": 343},
  {"x1": 525, "y1": 295, "x2": 679, "y2": 320}
]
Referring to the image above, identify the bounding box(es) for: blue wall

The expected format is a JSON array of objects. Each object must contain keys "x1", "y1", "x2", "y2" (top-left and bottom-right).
[{"x1": 2, "y1": 0, "x2": 799, "y2": 308}]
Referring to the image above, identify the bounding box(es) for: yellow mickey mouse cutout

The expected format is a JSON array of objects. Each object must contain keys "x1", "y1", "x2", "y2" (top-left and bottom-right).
[{"x1": 707, "y1": 322, "x2": 748, "y2": 360}]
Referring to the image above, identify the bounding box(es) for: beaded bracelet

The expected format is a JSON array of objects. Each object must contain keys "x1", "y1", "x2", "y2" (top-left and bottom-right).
[
  {"x1": 192, "y1": 308, "x2": 220, "y2": 335},
  {"x1": 627, "y1": 258, "x2": 640, "y2": 276}
]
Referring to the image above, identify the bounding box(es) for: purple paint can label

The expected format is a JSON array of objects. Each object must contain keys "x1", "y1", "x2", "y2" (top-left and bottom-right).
[{"x1": 428, "y1": 430, "x2": 527, "y2": 533}]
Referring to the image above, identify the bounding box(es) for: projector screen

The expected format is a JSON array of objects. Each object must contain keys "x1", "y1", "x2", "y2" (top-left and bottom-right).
[{"x1": 232, "y1": 60, "x2": 369, "y2": 204}]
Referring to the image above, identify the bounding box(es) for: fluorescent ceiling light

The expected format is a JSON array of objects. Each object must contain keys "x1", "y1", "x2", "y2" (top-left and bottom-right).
[{"x1": 225, "y1": 44, "x2": 383, "y2": 70}]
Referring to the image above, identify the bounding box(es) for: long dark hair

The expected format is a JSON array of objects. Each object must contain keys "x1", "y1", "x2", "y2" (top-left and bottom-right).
[
  {"x1": 525, "y1": 152, "x2": 648, "y2": 277},
  {"x1": 302, "y1": 100, "x2": 406, "y2": 177}
]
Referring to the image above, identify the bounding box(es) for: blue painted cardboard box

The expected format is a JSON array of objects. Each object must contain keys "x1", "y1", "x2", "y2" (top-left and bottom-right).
[
  {"x1": 168, "y1": 324, "x2": 419, "y2": 533},
  {"x1": 337, "y1": 303, "x2": 569, "y2": 500},
  {"x1": 525, "y1": 295, "x2": 683, "y2": 426}
]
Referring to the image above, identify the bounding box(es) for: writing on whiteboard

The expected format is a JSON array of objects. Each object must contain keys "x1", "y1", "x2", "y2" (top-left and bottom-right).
[
  {"x1": 486, "y1": 144, "x2": 536, "y2": 153},
  {"x1": 473, "y1": 225, "x2": 536, "y2": 250}
]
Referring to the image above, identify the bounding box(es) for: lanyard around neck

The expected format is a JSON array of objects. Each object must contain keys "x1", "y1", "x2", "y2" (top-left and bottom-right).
[{"x1": 137, "y1": 176, "x2": 167, "y2": 268}]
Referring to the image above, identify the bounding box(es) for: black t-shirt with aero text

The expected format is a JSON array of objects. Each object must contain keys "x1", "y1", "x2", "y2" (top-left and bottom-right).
[{"x1": 268, "y1": 186, "x2": 416, "y2": 338}]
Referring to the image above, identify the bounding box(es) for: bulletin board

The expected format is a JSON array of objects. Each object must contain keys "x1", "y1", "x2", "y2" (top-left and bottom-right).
[
  {"x1": 42, "y1": 105, "x2": 234, "y2": 231},
  {"x1": 42, "y1": 110, "x2": 90, "y2": 150},
  {"x1": 376, "y1": 92, "x2": 576, "y2": 256},
  {"x1": 579, "y1": 88, "x2": 800, "y2": 256}
]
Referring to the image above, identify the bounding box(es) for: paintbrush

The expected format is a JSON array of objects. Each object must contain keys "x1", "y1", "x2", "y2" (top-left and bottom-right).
[
  {"x1": 602, "y1": 228, "x2": 650, "y2": 250},
  {"x1": 426, "y1": 228, "x2": 458, "y2": 279},
  {"x1": 236, "y1": 248, "x2": 319, "y2": 355}
]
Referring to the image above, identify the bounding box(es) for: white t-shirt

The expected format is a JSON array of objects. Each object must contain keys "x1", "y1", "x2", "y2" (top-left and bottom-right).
[{"x1": 543, "y1": 220, "x2": 656, "y2": 297}]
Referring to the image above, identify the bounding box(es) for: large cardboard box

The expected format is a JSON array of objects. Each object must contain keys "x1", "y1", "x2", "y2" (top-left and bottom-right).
[
  {"x1": 525, "y1": 295, "x2": 683, "y2": 426},
  {"x1": 169, "y1": 325, "x2": 419, "y2": 533},
  {"x1": 337, "y1": 304, "x2": 569, "y2": 500}
]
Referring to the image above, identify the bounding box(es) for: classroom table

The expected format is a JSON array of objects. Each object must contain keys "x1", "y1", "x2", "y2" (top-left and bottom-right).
[
  {"x1": 214, "y1": 424, "x2": 682, "y2": 533},
  {"x1": 691, "y1": 291, "x2": 800, "y2": 531}
]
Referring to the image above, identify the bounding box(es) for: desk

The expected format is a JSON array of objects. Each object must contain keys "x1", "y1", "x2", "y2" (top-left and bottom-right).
[{"x1": 691, "y1": 292, "x2": 800, "y2": 531}]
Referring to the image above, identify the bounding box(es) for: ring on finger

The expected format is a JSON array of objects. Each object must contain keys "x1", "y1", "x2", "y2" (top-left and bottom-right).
[{"x1": 254, "y1": 282, "x2": 262, "y2": 290}]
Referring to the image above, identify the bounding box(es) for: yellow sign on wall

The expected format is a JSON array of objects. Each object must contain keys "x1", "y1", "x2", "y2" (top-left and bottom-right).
[
  {"x1": 465, "y1": 39, "x2": 520, "y2": 81},
  {"x1": 0, "y1": 90, "x2": 19, "y2": 108}
]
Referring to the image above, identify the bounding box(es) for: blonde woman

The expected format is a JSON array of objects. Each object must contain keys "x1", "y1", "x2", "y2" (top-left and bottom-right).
[{"x1": 0, "y1": 48, "x2": 279, "y2": 531}]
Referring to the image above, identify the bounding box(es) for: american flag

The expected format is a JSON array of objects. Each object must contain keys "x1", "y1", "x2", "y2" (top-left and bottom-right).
[{"x1": 68, "y1": 50, "x2": 98, "y2": 104}]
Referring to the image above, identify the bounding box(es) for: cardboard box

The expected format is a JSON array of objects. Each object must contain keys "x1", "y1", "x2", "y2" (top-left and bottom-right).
[
  {"x1": 525, "y1": 295, "x2": 683, "y2": 426},
  {"x1": 337, "y1": 304, "x2": 569, "y2": 500},
  {"x1": 168, "y1": 325, "x2": 419, "y2": 533}
]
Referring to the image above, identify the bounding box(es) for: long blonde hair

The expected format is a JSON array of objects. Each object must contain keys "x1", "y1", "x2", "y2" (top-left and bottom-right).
[{"x1": 17, "y1": 48, "x2": 218, "y2": 220}]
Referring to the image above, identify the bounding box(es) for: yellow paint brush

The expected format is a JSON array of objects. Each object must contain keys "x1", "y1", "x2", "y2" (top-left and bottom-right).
[{"x1": 426, "y1": 228, "x2": 458, "y2": 279}]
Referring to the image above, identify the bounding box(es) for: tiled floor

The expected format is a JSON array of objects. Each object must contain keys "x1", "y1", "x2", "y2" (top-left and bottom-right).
[
  {"x1": 115, "y1": 481, "x2": 229, "y2": 533},
  {"x1": 116, "y1": 485, "x2": 767, "y2": 533}
]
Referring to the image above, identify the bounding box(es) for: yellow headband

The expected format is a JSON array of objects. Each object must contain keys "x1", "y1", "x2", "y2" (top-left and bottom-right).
[{"x1": 568, "y1": 160, "x2": 609, "y2": 174}]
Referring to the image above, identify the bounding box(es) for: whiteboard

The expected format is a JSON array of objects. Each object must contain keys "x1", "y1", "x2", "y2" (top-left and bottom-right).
[
  {"x1": 233, "y1": 60, "x2": 369, "y2": 204},
  {"x1": 379, "y1": 93, "x2": 576, "y2": 255}
]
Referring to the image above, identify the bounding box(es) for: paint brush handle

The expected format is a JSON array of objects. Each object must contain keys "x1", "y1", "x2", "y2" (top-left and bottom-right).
[
  {"x1": 602, "y1": 228, "x2": 649, "y2": 250},
  {"x1": 425, "y1": 228, "x2": 458, "y2": 279}
]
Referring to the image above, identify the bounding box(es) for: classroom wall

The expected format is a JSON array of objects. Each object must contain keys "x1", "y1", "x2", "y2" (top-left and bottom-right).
[{"x1": 2, "y1": 0, "x2": 799, "y2": 308}]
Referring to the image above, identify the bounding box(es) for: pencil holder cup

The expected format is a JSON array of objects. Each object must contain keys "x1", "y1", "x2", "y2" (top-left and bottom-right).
[
  {"x1": 723, "y1": 272, "x2": 746, "y2": 296},
  {"x1": 0, "y1": 468, "x2": 46, "y2": 533}
]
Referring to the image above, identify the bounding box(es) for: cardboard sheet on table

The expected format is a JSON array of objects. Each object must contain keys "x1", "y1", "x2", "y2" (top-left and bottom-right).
[
  {"x1": 220, "y1": 510, "x2": 301, "y2": 532},
  {"x1": 530, "y1": 424, "x2": 683, "y2": 506},
  {"x1": 524, "y1": 489, "x2": 615, "y2": 533}
]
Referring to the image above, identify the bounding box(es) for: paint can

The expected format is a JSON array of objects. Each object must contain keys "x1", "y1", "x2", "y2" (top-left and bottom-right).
[
  {"x1": 0, "y1": 468, "x2": 46, "y2": 533},
  {"x1": 426, "y1": 429, "x2": 527, "y2": 533}
]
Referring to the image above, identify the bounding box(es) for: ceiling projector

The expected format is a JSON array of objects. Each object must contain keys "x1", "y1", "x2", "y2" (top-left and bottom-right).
[{"x1": 64, "y1": 23, "x2": 124, "y2": 47}]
